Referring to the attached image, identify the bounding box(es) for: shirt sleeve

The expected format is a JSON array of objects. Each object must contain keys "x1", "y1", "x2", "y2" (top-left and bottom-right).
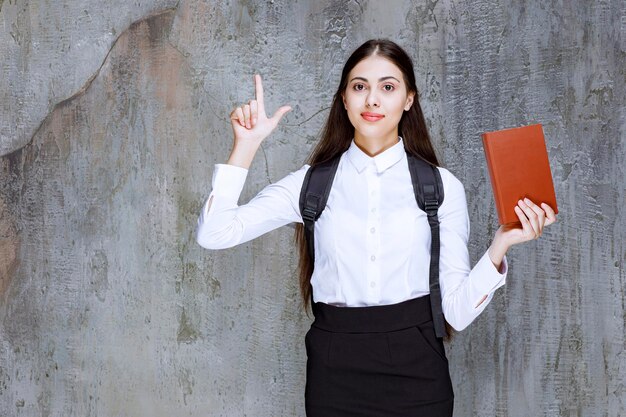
[
  {"x1": 436, "y1": 167, "x2": 507, "y2": 331},
  {"x1": 195, "y1": 163, "x2": 310, "y2": 249}
]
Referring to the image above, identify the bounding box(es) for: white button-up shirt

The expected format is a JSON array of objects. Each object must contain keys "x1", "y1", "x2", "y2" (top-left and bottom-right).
[{"x1": 196, "y1": 138, "x2": 507, "y2": 331}]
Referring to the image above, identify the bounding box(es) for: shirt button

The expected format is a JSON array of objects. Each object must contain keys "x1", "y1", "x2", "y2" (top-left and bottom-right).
[
  {"x1": 370, "y1": 227, "x2": 376, "y2": 234},
  {"x1": 370, "y1": 281, "x2": 376, "y2": 288},
  {"x1": 371, "y1": 207, "x2": 376, "y2": 213},
  {"x1": 370, "y1": 255, "x2": 376, "y2": 261}
]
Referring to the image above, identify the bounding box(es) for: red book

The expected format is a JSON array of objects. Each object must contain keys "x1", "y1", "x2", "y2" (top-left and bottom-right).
[{"x1": 481, "y1": 123, "x2": 559, "y2": 225}]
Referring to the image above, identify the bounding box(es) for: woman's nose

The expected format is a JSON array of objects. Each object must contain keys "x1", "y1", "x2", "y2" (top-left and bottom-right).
[{"x1": 366, "y1": 91, "x2": 380, "y2": 107}]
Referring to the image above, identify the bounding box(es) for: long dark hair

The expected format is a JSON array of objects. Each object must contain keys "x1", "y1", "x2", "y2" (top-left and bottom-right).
[{"x1": 295, "y1": 39, "x2": 454, "y2": 340}]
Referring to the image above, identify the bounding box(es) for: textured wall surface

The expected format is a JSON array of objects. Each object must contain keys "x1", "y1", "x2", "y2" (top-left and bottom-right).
[
  {"x1": 0, "y1": 0, "x2": 624, "y2": 416},
  {"x1": 0, "y1": 0, "x2": 179, "y2": 156}
]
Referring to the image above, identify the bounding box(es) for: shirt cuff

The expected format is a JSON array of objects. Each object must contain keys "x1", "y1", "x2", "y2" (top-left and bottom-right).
[
  {"x1": 471, "y1": 250, "x2": 507, "y2": 298},
  {"x1": 210, "y1": 163, "x2": 249, "y2": 203}
]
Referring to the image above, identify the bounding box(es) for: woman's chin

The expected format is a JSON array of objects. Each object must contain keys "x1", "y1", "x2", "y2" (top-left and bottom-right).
[{"x1": 354, "y1": 124, "x2": 394, "y2": 139}]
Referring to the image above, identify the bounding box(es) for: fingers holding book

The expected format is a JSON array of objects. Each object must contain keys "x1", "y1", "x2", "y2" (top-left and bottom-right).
[
  {"x1": 489, "y1": 197, "x2": 557, "y2": 264},
  {"x1": 540, "y1": 202, "x2": 557, "y2": 226},
  {"x1": 512, "y1": 197, "x2": 557, "y2": 242}
]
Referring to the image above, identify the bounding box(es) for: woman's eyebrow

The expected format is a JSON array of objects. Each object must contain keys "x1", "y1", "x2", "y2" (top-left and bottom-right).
[{"x1": 349, "y1": 76, "x2": 401, "y2": 83}]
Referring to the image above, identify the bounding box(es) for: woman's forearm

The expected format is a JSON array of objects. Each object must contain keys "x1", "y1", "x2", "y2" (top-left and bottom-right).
[
  {"x1": 487, "y1": 235, "x2": 509, "y2": 273},
  {"x1": 226, "y1": 140, "x2": 261, "y2": 169}
]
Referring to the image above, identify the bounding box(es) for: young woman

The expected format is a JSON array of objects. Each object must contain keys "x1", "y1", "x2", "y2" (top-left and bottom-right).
[{"x1": 196, "y1": 39, "x2": 556, "y2": 416}]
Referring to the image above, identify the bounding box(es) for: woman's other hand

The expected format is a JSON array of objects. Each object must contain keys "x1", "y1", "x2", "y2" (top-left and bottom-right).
[
  {"x1": 227, "y1": 74, "x2": 291, "y2": 168},
  {"x1": 488, "y1": 198, "x2": 557, "y2": 271},
  {"x1": 498, "y1": 198, "x2": 557, "y2": 245}
]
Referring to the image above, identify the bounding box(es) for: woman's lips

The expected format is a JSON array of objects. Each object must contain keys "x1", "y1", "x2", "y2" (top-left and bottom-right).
[{"x1": 361, "y1": 112, "x2": 385, "y2": 122}]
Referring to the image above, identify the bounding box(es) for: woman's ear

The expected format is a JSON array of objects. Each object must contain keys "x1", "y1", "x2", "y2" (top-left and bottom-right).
[
  {"x1": 342, "y1": 93, "x2": 347, "y2": 109},
  {"x1": 404, "y1": 91, "x2": 415, "y2": 111}
]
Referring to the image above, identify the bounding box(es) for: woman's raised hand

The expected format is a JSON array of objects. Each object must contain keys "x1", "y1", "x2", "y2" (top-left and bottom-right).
[
  {"x1": 230, "y1": 74, "x2": 292, "y2": 147},
  {"x1": 226, "y1": 74, "x2": 291, "y2": 169}
]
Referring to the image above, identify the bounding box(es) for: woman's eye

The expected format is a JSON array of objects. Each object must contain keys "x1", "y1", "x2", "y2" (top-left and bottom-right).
[
  {"x1": 383, "y1": 84, "x2": 394, "y2": 91},
  {"x1": 353, "y1": 83, "x2": 366, "y2": 91}
]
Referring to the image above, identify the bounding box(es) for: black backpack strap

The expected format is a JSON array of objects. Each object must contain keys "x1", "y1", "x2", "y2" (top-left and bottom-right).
[
  {"x1": 299, "y1": 155, "x2": 341, "y2": 268},
  {"x1": 407, "y1": 153, "x2": 446, "y2": 339}
]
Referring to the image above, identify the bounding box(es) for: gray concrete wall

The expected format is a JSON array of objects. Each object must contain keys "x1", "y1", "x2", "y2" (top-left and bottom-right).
[{"x1": 0, "y1": 0, "x2": 623, "y2": 416}]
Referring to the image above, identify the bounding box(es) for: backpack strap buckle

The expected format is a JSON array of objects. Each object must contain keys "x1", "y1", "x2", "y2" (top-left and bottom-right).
[
  {"x1": 302, "y1": 207, "x2": 317, "y2": 223},
  {"x1": 424, "y1": 199, "x2": 439, "y2": 216}
]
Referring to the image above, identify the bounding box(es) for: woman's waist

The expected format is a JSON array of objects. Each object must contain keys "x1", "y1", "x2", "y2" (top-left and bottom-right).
[{"x1": 311, "y1": 294, "x2": 433, "y2": 333}]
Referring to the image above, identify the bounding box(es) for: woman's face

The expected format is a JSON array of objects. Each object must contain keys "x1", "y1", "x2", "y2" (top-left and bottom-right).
[{"x1": 342, "y1": 55, "x2": 415, "y2": 144}]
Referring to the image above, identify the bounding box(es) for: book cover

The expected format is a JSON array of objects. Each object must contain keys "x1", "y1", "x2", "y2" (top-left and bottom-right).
[{"x1": 481, "y1": 123, "x2": 559, "y2": 225}]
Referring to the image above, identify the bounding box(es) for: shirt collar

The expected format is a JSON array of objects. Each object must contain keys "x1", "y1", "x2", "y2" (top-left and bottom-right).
[{"x1": 346, "y1": 136, "x2": 405, "y2": 174}]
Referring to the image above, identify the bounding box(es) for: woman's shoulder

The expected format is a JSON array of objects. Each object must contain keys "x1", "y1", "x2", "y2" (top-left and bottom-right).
[
  {"x1": 435, "y1": 166, "x2": 464, "y2": 191},
  {"x1": 434, "y1": 166, "x2": 467, "y2": 208},
  {"x1": 284, "y1": 163, "x2": 310, "y2": 181},
  {"x1": 432, "y1": 166, "x2": 470, "y2": 218}
]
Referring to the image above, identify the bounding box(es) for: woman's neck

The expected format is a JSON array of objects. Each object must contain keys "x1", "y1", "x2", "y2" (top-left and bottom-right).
[{"x1": 353, "y1": 130, "x2": 400, "y2": 157}]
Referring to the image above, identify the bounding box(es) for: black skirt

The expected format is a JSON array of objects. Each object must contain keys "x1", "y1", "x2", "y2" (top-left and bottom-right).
[{"x1": 305, "y1": 295, "x2": 454, "y2": 417}]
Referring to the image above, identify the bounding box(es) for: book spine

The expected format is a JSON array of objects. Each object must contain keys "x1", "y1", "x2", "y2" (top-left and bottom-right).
[{"x1": 482, "y1": 134, "x2": 508, "y2": 224}]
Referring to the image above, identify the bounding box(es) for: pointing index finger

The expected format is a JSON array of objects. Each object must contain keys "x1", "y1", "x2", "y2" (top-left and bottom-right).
[{"x1": 255, "y1": 74, "x2": 265, "y2": 113}]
